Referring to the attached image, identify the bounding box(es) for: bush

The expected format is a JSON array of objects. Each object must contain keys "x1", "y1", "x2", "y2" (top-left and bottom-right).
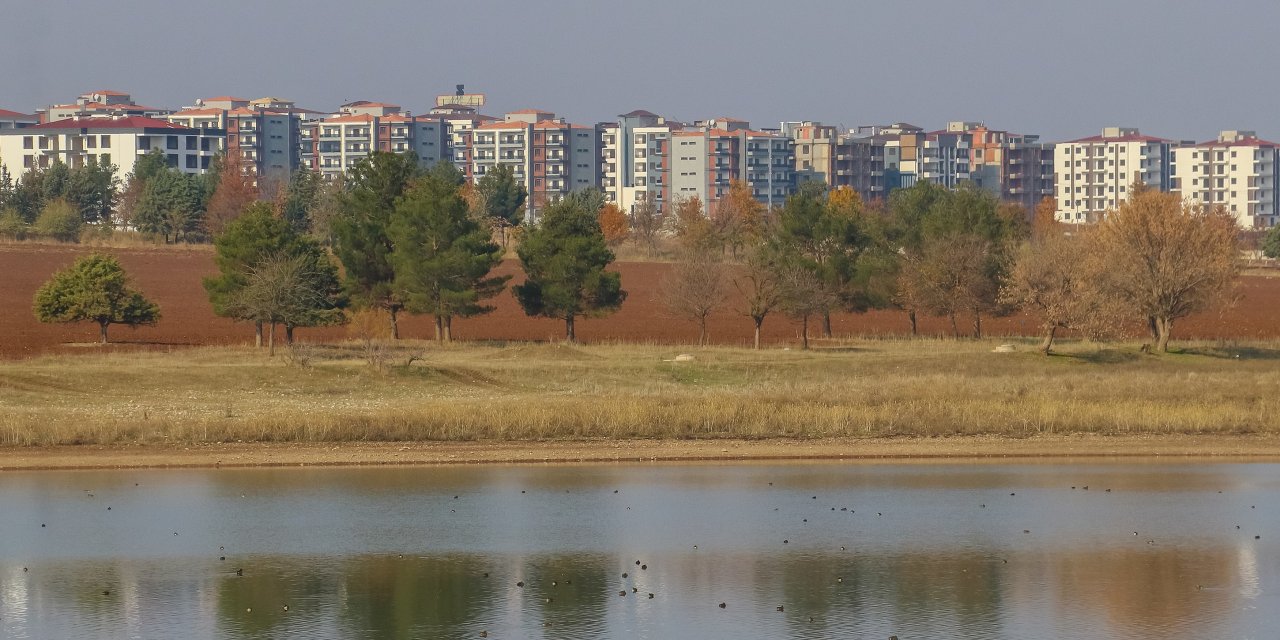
[
  {"x1": 0, "y1": 207, "x2": 27, "y2": 240},
  {"x1": 34, "y1": 198, "x2": 82, "y2": 242}
]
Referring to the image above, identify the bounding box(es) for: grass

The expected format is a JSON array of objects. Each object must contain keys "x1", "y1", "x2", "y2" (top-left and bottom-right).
[{"x1": 1, "y1": 338, "x2": 1279, "y2": 447}]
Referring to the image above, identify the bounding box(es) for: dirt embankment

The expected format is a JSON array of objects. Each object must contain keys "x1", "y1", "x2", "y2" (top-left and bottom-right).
[{"x1": 3, "y1": 243, "x2": 1279, "y2": 359}]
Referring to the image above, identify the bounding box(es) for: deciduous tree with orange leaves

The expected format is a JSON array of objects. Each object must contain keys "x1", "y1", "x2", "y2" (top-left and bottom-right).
[{"x1": 598, "y1": 203, "x2": 630, "y2": 247}]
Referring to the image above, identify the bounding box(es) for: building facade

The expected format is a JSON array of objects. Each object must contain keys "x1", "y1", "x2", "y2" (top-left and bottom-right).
[
  {"x1": 38, "y1": 91, "x2": 172, "y2": 124},
  {"x1": 959, "y1": 122, "x2": 1055, "y2": 212},
  {"x1": 0, "y1": 109, "x2": 37, "y2": 131},
  {"x1": 168, "y1": 96, "x2": 320, "y2": 184},
  {"x1": 300, "y1": 101, "x2": 449, "y2": 179},
  {"x1": 0, "y1": 116, "x2": 223, "y2": 176},
  {"x1": 1172, "y1": 130, "x2": 1280, "y2": 228},
  {"x1": 1054, "y1": 127, "x2": 1176, "y2": 223},
  {"x1": 464, "y1": 110, "x2": 600, "y2": 219}
]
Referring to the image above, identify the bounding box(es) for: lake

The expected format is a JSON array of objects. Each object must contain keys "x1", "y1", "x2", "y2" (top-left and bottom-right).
[{"x1": 1, "y1": 460, "x2": 1277, "y2": 639}]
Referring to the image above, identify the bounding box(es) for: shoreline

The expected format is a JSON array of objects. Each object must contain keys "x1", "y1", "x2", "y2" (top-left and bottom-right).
[{"x1": 4, "y1": 434, "x2": 1280, "y2": 471}]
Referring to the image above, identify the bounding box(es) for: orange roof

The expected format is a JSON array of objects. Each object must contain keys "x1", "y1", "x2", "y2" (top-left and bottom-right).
[
  {"x1": 171, "y1": 108, "x2": 224, "y2": 117},
  {"x1": 477, "y1": 121, "x2": 526, "y2": 130},
  {"x1": 323, "y1": 114, "x2": 375, "y2": 124},
  {"x1": 533, "y1": 120, "x2": 569, "y2": 130}
]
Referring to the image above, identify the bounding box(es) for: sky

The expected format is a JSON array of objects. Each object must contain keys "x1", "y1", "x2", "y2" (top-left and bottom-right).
[{"x1": 2, "y1": 0, "x2": 1276, "y2": 142}]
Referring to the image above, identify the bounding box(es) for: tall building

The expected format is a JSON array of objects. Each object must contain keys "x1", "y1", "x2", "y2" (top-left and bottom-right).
[
  {"x1": 464, "y1": 110, "x2": 600, "y2": 219},
  {"x1": 302, "y1": 100, "x2": 449, "y2": 179},
  {"x1": 37, "y1": 91, "x2": 171, "y2": 124},
  {"x1": 865, "y1": 123, "x2": 970, "y2": 191},
  {"x1": 1172, "y1": 130, "x2": 1280, "y2": 228},
  {"x1": 1054, "y1": 127, "x2": 1177, "y2": 223},
  {"x1": 0, "y1": 116, "x2": 223, "y2": 176},
  {"x1": 783, "y1": 122, "x2": 887, "y2": 199},
  {"x1": 605, "y1": 114, "x2": 795, "y2": 214},
  {"x1": 958, "y1": 122, "x2": 1055, "y2": 212},
  {"x1": 168, "y1": 96, "x2": 319, "y2": 184}
]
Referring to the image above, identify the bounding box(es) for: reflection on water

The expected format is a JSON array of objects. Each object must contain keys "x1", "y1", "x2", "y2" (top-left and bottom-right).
[{"x1": 1, "y1": 461, "x2": 1278, "y2": 639}]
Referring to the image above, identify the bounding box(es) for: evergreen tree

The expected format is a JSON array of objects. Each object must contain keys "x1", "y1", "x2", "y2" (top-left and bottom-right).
[
  {"x1": 475, "y1": 163, "x2": 526, "y2": 247},
  {"x1": 389, "y1": 163, "x2": 509, "y2": 341},
  {"x1": 332, "y1": 151, "x2": 422, "y2": 339},
  {"x1": 513, "y1": 190, "x2": 626, "y2": 342},
  {"x1": 33, "y1": 253, "x2": 160, "y2": 344}
]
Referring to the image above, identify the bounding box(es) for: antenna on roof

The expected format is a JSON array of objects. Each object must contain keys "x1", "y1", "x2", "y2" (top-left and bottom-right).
[{"x1": 456, "y1": 84, "x2": 465, "y2": 97}]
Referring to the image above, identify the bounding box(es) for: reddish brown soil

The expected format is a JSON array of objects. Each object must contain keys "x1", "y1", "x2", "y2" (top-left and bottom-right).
[{"x1": 2, "y1": 242, "x2": 1277, "y2": 359}]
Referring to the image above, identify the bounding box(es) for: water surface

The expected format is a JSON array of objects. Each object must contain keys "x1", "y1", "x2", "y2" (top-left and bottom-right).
[{"x1": 1, "y1": 460, "x2": 1277, "y2": 638}]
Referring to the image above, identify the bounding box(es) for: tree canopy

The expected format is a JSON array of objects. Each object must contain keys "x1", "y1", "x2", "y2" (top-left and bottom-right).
[{"x1": 33, "y1": 253, "x2": 160, "y2": 343}]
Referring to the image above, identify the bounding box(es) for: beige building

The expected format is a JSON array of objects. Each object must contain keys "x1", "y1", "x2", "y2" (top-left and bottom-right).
[
  {"x1": 0, "y1": 115, "x2": 222, "y2": 176},
  {"x1": 38, "y1": 90, "x2": 171, "y2": 124},
  {"x1": 1172, "y1": 130, "x2": 1280, "y2": 228},
  {"x1": 1054, "y1": 127, "x2": 1177, "y2": 223},
  {"x1": 465, "y1": 110, "x2": 600, "y2": 219},
  {"x1": 300, "y1": 101, "x2": 449, "y2": 179},
  {"x1": 168, "y1": 96, "x2": 319, "y2": 183}
]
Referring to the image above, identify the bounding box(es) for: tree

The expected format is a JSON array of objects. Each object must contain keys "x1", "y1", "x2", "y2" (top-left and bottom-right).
[
  {"x1": 389, "y1": 163, "x2": 509, "y2": 341},
  {"x1": 709, "y1": 180, "x2": 765, "y2": 256},
  {"x1": 475, "y1": 164, "x2": 526, "y2": 247},
  {"x1": 332, "y1": 151, "x2": 422, "y2": 339},
  {"x1": 672, "y1": 195, "x2": 714, "y2": 251},
  {"x1": 735, "y1": 244, "x2": 783, "y2": 349},
  {"x1": 598, "y1": 203, "x2": 630, "y2": 247},
  {"x1": 307, "y1": 177, "x2": 347, "y2": 246},
  {"x1": 134, "y1": 170, "x2": 204, "y2": 242},
  {"x1": 33, "y1": 253, "x2": 159, "y2": 344},
  {"x1": 279, "y1": 169, "x2": 323, "y2": 234},
  {"x1": 661, "y1": 247, "x2": 729, "y2": 345},
  {"x1": 0, "y1": 207, "x2": 28, "y2": 240},
  {"x1": 204, "y1": 153, "x2": 259, "y2": 236},
  {"x1": 33, "y1": 198, "x2": 82, "y2": 241},
  {"x1": 1091, "y1": 189, "x2": 1239, "y2": 352},
  {"x1": 64, "y1": 160, "x2": 117, "y2": 225},
  {"x1": 204, "y1": 202, "x2": 343, "y2": 347},
  {"x1": 514, "y1": 191, "x2": 626, "y2": 342},
  {"x1": 776, "y1": 258, "x2": 838, "y2": 350},
  {"x1": 630, "y1": 194, "x2": 665, "y2": 257},
  {"x1": 229, "y1": 253, "x2": 343, "y2": 356},
  {"x1": 1262, "y1": 224, "x2": 1280, "y2": 259}
]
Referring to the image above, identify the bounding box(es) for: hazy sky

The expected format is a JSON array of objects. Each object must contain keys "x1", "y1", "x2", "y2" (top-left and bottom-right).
[{"x1": 3, "y1": 0, "x2": 1275, "y2": 142}]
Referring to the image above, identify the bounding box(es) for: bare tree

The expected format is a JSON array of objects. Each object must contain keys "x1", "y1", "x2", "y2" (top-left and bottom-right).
[
  {"x1": 735, "y1": 246, "x2": 782, "y2": 349},
  {"x1": 1089, "y1": 189, "x2": 1239, "y2": 352},
  {"x1": 660, "y1": 248, "x2": 729, "y2": 345},
  {"x1": 230, "y1": 254, "x2": 342, "y2": 356},
  {"x1": 777, "y1": 261, "x2": 838, "y2": 350},
  {"x1": 899, "y1": 234, "x2": 1000, "y2": 338},
  {"x1": 630, "y1": 194, "x2": 665, "y2": 257}
]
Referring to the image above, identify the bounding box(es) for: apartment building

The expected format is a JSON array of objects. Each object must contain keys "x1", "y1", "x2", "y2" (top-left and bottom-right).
[
  {"x1": 168, "y1": 96, "x2": 318, "y2": 183},
  {"x1": 0, "y1": 115, "x2": 222, "y2": 176},
  {"x1": 0, "y1": 109, "x2": 37, "y2": 130},
  {"x1": 958, "y1": 122, "x2": 1055, "y2": 211},
  {"x1": 1055, "y1": 127, "x2": 1177, "y2": 223},
  {"x1": 37, "y1": 90, "x2": 172, "y2": 124},
  {"x1": 302, "y1": 100, "x2": 449, "y2": 179},
  {"x1": 784, "y1": 122, "x2": 887, "y2": 199},
  {"x1": 465, "y1": 110, "x2": 600, "y2": 219},
  {"x1": 601, "y1": 110, "x2": 676, "y2": 212},
  {"x1": 867, "y1": 123, "x2": 971, "y2": 190},
  {"x1": 1172, "y1": 130, "x2": 1280, "y2": 228},
  {"x1": 669, "y1": 118, "x2": 796, "y2": 212}
]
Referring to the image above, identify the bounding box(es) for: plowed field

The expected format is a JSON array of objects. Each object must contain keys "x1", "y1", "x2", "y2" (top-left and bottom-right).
[{"x1": 2, "y1": 243, "x2": 1276, "y2": 358}]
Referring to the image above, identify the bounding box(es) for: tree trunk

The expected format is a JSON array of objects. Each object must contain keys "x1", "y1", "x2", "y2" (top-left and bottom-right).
[
  {"x1": 908, "y1": 309, "x2": 918, "y2": 336},
  {"x1": 99, "y1": 321, "x2": 109, "y2": 344},
  {"x1": 753, "y1": 316, "x2": 763, "y2": 350},
  {"x1": 434, "y1": 316, "x2": 444, "y2": 342},
  {"x1": 285, "y1": 325, "x2": 295, "y2": 345},
  {"x1": 1148, "y1": 316, "x2": 1159, "y2": 342},
  {"x1": 698, "y1": 316, "x2": 707, "y2": 346},
  {"x1": 268, "y1": 322, "x2": 276, "y2": 357},
  {"x1": 1040, "y1": 325, "x2": 1057, "y2": 355},
  {"x1": 821, "y1": 311, "x2": 833, "y2": 339},
  {"x1": 1156, "y1": 316, "x2": 1172, "y2": 352},
  {"x1": 444, "y1": 316, "x2": 453, "y2": 342},
  {"x1": 254, "y1": 322, "x2": 263, "y2": 348},
  {"x1": 801, "y1": 315, "x2": 810, "y2": 350},
  {"x1": 565, "y1": 315, "x2": 576, "y2": 343},
  {"x1": 389, "y1": 307, "x2": 400, "y2": 340},
  {"x1": 949, "y1": 313, "x2": 959, "y2": 338},
  {"x1": 972, "y1": 310, "x2": 982, "y2": 339}
]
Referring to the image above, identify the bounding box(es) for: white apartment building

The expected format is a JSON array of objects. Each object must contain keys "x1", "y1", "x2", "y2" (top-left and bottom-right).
[
  {"x1": 1172, "y1": 130, "x2": 1280, "y2": 228},
  {"x1": 465, "y1": 110, "x2": 600, "y2": 219},
  {"x1": 0, "y1": 115, "x2": 222, "y2": 176},
  {"x1": 601, "y1": 110, "x2": 674, "y2": 212},
  {"x1": 303, "y1": 103, "x2": 449, "y2": 179},
  {"x1": 1055, "y1": 127, "x2": 1176, "y2": 223}
]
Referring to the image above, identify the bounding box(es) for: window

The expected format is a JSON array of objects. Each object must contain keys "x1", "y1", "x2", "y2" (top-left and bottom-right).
[
  {"x1": 167, "y1": 136, "x2": 178, "y2": 150},
  {"x1": 87, "y1": 136, "x2": 96, "y2": 149},
  {"x1": 186, "y1": 155, "x2": 197, "y2": 169},
  {"x1": 22, "y1": 136, "x2": 32, "y2": 149},
  {"x1": 166, "y1": 154, "x2": 178, "y2": 167},
  {"x1": 201, "y1": 157, "x2": 210, "y2": 170},
  {"x1": 186, "y1": 136, "x2": 197, "y2": 150}
]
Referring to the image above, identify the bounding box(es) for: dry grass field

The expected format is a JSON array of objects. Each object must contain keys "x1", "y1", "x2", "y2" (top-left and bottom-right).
[{"x1": 2, "y1": 338, "x2": 1278, "y2": 447}]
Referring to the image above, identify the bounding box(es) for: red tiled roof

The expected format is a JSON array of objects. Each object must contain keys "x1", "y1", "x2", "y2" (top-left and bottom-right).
[
  {"x1": 533, "y1": 120, "x2": 570, "y2": 130},
  {"x1": 171, "y1": 108, "x2": 224, "y2": 117},
  {"x1": 477, "y1": 121, "x2": 525, "y2": 130},
  {"x1": 32, "y1": 116, "x2": 190, "y2": 130},
  {"x1": 0, "y1": 109, "x2": 34, "y2": 119},
  {"x1": 1066, "y1": 134, "x2": 1170, "y2": 143},
  {"x1": 1194, "y1": 137, "x2": 1280, "y2": 148}
]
